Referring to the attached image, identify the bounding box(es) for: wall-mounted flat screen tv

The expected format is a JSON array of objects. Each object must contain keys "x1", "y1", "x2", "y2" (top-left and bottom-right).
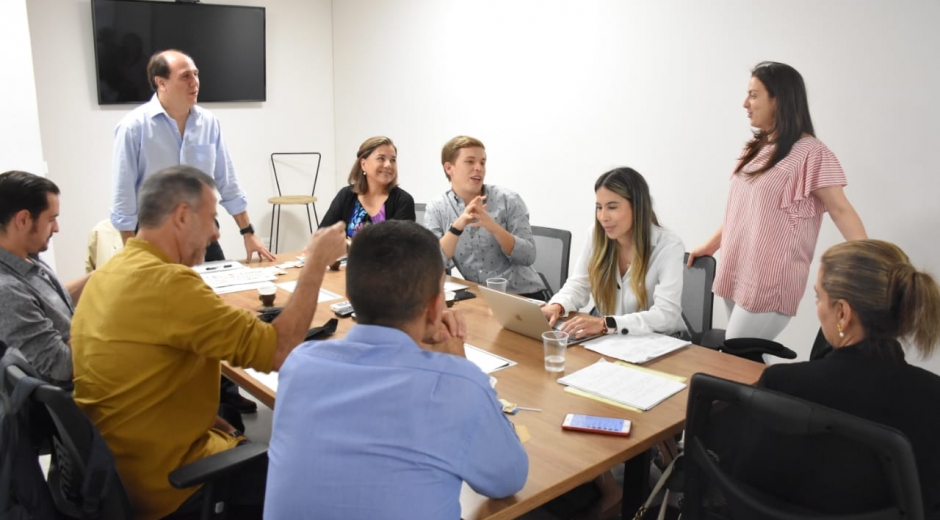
[{"x1": 91, "y1": 0, "x2": 266, "y2": 104}]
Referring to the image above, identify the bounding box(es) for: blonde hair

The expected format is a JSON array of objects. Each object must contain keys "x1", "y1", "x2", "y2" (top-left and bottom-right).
[
  {"x1": 348, "y1": 136, "x2": 398, "y2": 195},
  {"x1": 440, "y1": 136, "x2": 485, "y2": 180},
  {"x1": 820, "y1": 240, "x2": 940, "y2": 357},
  {"x1": 589, "y1": 168, "x2": 659, "y2": 315}
]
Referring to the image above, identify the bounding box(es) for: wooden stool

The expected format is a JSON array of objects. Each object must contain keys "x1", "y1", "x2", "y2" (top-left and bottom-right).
[{"x1": 268, "y1": 152, "x2": 321, "y2": 253}]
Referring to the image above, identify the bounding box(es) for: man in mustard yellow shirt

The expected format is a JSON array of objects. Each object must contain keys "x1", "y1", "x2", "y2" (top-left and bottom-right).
[{"x1": 71, "y1": 166, "x2": 346, "y2": 520}]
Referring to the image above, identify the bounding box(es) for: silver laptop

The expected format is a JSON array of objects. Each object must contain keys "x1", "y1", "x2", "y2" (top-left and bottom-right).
[{"x1": 478, "y1": 286, "x2": 601, "y2": 345}]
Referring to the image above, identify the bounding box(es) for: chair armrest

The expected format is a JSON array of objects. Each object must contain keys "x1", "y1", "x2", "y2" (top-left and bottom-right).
[
  {"x1": 168, "y1": 442, "x2": 269, "y2": 489},
  {"x1": 721, "y1": 338, "x2": 797, "y2": 360}
]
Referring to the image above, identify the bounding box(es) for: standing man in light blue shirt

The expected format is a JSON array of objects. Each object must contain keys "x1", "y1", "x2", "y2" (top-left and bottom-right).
[
  {"x1": 110, "y1": 49, "x2": 274, "y2": 263},
  {"x1": 265, "y1": 221, "x2": 528, "y2": 520},
  {"x1": 110, "y1": 49, "x2": 273, "y2": 416}
]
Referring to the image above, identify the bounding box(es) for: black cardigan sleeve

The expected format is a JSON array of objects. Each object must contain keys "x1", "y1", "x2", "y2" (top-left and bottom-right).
[
  {"x1": 319, "y1": 186, "x2": 356, "y2": 229},
  {"x1": 387, "y1": 187, "x2": 416, "y2": 222}
]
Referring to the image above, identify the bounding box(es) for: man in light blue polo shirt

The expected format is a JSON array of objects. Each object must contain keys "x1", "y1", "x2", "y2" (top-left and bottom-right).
[
  {"x1": 109, "y1": 49, "x2": 274, "y2": 263},
  {"x1": 266, "y1": 221, "x2": 528, "y2": 520}
]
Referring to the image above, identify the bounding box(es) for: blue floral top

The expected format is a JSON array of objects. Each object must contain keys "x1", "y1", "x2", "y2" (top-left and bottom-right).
[{"x1": 346, "y1": 200, "x2": 387, "y2": 237}]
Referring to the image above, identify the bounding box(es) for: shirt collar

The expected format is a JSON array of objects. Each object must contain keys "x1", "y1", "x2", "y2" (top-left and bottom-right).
[
  {"x1": 0, "y1": 246, "x2": 40, "y2": 277},
  {"x1": 145, "y1": 93, "x2": 197, "y2": 122},
  {"x1": 124, "y1": 237, "x2": 176, "y2": 265},
  {"x1": 344, "y1": 324, "x2": 423, "y2": 352},
  {"x1": 447, "y1": 185, "x2": 489, "y2": 206}
]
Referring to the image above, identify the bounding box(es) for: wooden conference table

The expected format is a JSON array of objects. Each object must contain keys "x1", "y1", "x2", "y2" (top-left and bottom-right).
[{"x1": 220, "y1": 252, "x2": 765, "y2": 520}]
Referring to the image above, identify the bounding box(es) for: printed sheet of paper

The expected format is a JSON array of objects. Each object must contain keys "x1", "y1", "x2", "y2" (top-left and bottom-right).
[
  {"x1": 583, "y1": 333, "x2": 690, "y2": 364},
  {"x1": 465, "y1": 345, "x2": 517, "y2": 374},
  {"x1": 275, "y1": 281, "x2": 342, "y2": 302},
  {"x1": 557, "y1": 359, "x2": 686, "y2": 411},
  {"x1": 243, "y1": 368, "x2": 279, "y2": 392}
]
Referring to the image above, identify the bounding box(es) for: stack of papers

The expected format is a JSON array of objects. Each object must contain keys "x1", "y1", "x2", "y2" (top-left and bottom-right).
[
  {"x1": 583, "y1": 333, "x2": 690, "y2": 364},
  {"x1": 195, "y1": 262, "x2": 278, "y2": 295},
  {"x1": 464, "y1": 345, "x2": 516, "y2": 374},
  {"x1": 558, "y1": 359, "x2": 686, "y2": 411}
]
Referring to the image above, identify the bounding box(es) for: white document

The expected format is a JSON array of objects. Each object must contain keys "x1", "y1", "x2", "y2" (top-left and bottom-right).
[
  {"x1": 444, "y1": 281, "x2": 469, "y2": 292},
  {"x1": 583, "y1": 333, "x2": 690, "y2": 364},
  {"x1": 557, "y1": 359, "x2": 686, "y2": 411},
  {"x1": 192, "y1": 260, "x2": 243, "y2": 274},
  {"x1": 201, "y1": 267, "x2": 275, "y2": 289},
  {"x1": 213, "y1": 281, "x2": 272, "y2": 295},
  {"x1": 464, "y1": 345, "x2": 517, "y2": 374},
  {"x1": 276, "y1": 281, "x2": 343, "y2": 302},
  {"x1": 244, "y1": 368, "x2": 279, "y2": 392}
]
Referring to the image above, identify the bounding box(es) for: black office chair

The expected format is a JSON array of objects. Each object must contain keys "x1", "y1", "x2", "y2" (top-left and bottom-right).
[
  {"x1": 1, "y1": 350, "x2": 133, "y2": 519},
  {"x1": 531, "y1": 225, "x2": 572, "y2": 297},
  {"x1": 681, "y1": 253, "x2": 717, "y2": 345},
  {"x1": 683, "y1": 373, "x2": 924, "y2": 520},
  {"x1": 681, "y1": 253, "x2": 796, "y2": 363},
  {"x1": 1, "y1": 351, "x2": 269, "y2": 520}
]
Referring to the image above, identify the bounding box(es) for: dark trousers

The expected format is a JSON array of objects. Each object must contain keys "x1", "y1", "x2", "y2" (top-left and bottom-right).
[
  {"x1": 162, "y1": 442, "x2": 267, "y2": 520},
  {"x1": 201, "y1": 225, "x2": 246, "y2": 419}
]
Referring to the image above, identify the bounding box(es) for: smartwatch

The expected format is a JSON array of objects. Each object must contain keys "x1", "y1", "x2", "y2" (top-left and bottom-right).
[
  {"x1": 239, "y1": 224, "x2": 255, "y2": 236},
  {"x1": 448, "y1": 226, "x2": 464, "y2": 236},
  {"x1": 604, "y1": 316, "x2": 618, "y2": 335}
]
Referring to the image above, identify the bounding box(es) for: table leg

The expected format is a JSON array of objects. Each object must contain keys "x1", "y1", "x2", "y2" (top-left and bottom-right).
[{"x1": 622, "y1": 449, "x2": 651, "y2": 518}]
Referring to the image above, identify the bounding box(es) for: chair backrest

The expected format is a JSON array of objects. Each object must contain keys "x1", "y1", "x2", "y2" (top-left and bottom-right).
[
  {"x1": 85, "y1": 219, "x2": 124, "y2": 274},
  {"x1": 415, "y1": 203, "x2": 427, "y2": 228},
  {"x1": 270, "y1": 152, "x2": 322, "y2": 198},
  {"x1": 683, "y1": 373, "x2": 924, "y2": 520},
  {"x1": 681, "y1": 253, "x2": 716, "y2": 344},
  {"x1": 2, "y1": 363, "x2": 132, "y2": 519},
  {"x1": 531, "y1": 226, "x2": 572, "y2": 296}
]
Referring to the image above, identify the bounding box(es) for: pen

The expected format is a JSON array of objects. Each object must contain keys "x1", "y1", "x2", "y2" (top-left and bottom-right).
[
  {"x1": 515, "y1": 406, "x2": 542, "y2": 412},
  {"x1": 206, "y1": 264, "x2": 233, "y2": 271}
]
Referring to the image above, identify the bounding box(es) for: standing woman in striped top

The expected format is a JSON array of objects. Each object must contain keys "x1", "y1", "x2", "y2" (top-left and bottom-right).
[{"x1": 688, "y1": 61, "x2": 867, "y2": 345}]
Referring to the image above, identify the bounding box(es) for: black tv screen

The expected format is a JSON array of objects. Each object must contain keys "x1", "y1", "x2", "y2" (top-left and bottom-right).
[{"x1": 91, "y1": 0, "x2": 265, "y2": 104}]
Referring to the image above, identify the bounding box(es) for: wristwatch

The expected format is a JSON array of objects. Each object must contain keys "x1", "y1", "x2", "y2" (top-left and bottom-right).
[
  {"x1": 239, "y1": 224, "x2": 255, "y2": 236},
  {"x1": 604, "y1": 316, "x2": 618, "y2": 335},
  {"x1": 448, "y1": 226, "x2": 464, "y2": 236}
]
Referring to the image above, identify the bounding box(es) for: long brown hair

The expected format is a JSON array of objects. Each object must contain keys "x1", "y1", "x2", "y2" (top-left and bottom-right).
[
  {"x1": 589, "y1": 168, "x2": 659, "y2": 314},
  {"x1": 820, "y1": 240, "x2": 940, "y2": 357},
  {"x1": 735, "y1": 61, "x2": 816, "y2": 177},
  {"x1": 348, "y1": 136, "x2": 398, "y2": 195}
]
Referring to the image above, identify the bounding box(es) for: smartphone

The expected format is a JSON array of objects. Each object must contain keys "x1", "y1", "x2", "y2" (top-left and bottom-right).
[
  {"x1": 330, "y1": 301, "x2": 354, "y2": 317},
  {"x1": 562, "y1": 414, "x2": 632, "y2": 437}
]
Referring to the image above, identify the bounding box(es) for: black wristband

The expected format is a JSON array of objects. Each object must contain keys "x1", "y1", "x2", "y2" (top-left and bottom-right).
[
  {"x1": 448, "y1": 226, "x2": 463, "y2": 236},
  {"x1": 239, "y1": 224, "x2": 255, "y2": 236}
]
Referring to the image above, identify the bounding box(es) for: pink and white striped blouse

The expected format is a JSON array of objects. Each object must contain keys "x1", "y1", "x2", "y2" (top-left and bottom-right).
[{"x1": 713, "y1": 137, "x2": 847, "y2": 316}]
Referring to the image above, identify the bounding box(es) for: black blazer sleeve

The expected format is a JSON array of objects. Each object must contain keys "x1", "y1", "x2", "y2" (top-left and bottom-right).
[
  {"x1": 319, "y1": 186, "x2": 355, "y2": 228},
  {"x1": 387, "y1": 187, "x2": 416, "y2": 222}
]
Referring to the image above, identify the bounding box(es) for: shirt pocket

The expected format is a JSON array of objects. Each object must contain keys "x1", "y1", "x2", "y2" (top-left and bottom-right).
[{"x1": 189, "y1": 144, "x2": 217, "y2": 175}]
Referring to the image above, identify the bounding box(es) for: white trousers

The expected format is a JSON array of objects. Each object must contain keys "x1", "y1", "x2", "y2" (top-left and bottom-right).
[{"x1": 723, "y1": 298, "x2": 791, "y2": 363}]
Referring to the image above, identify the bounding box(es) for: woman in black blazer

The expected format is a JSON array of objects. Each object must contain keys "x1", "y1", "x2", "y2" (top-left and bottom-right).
[
  {"x1": 320, "y1": 136, "x2": 415, "y2": 237},
  {"x1": 733, "y1": 240, "x2": 940, "y2": 517}
]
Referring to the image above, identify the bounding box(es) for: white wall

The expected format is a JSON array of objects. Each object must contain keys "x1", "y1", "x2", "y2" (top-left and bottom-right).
[
  {"x1": 333, "y1": 1, "x2": 940, "y2": 371},
  {"x1": 26, "y1": 0, "x2": 336, "y2": 282},
  {"x1": 1, "y1": 0, "x2": 57, "y2": 270}
]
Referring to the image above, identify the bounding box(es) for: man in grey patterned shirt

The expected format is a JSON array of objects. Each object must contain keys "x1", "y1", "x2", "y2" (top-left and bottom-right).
[
  {"x1": 425, "y1": 136, "x2": 548, "y2": 299},
  {"x1": 0, "y1": 171, "x2": 90, "y2": 388}
]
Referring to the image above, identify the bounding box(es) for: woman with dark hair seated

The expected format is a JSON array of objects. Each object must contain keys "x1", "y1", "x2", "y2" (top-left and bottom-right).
[
  {"x1": 320, "y1": 136, "x2": 415, "y2": 237},
  {"x1": 739, "y1": 240, "x2": 940, "y2": 516}
]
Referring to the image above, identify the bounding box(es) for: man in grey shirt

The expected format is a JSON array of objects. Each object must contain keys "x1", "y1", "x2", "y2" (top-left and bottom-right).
[
  {"x1": 425, "y1": 136, "x2": 548, "y2": 299},
  {"x1": 0, "y1": 171, "x2": 90, "y2": 387}
]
